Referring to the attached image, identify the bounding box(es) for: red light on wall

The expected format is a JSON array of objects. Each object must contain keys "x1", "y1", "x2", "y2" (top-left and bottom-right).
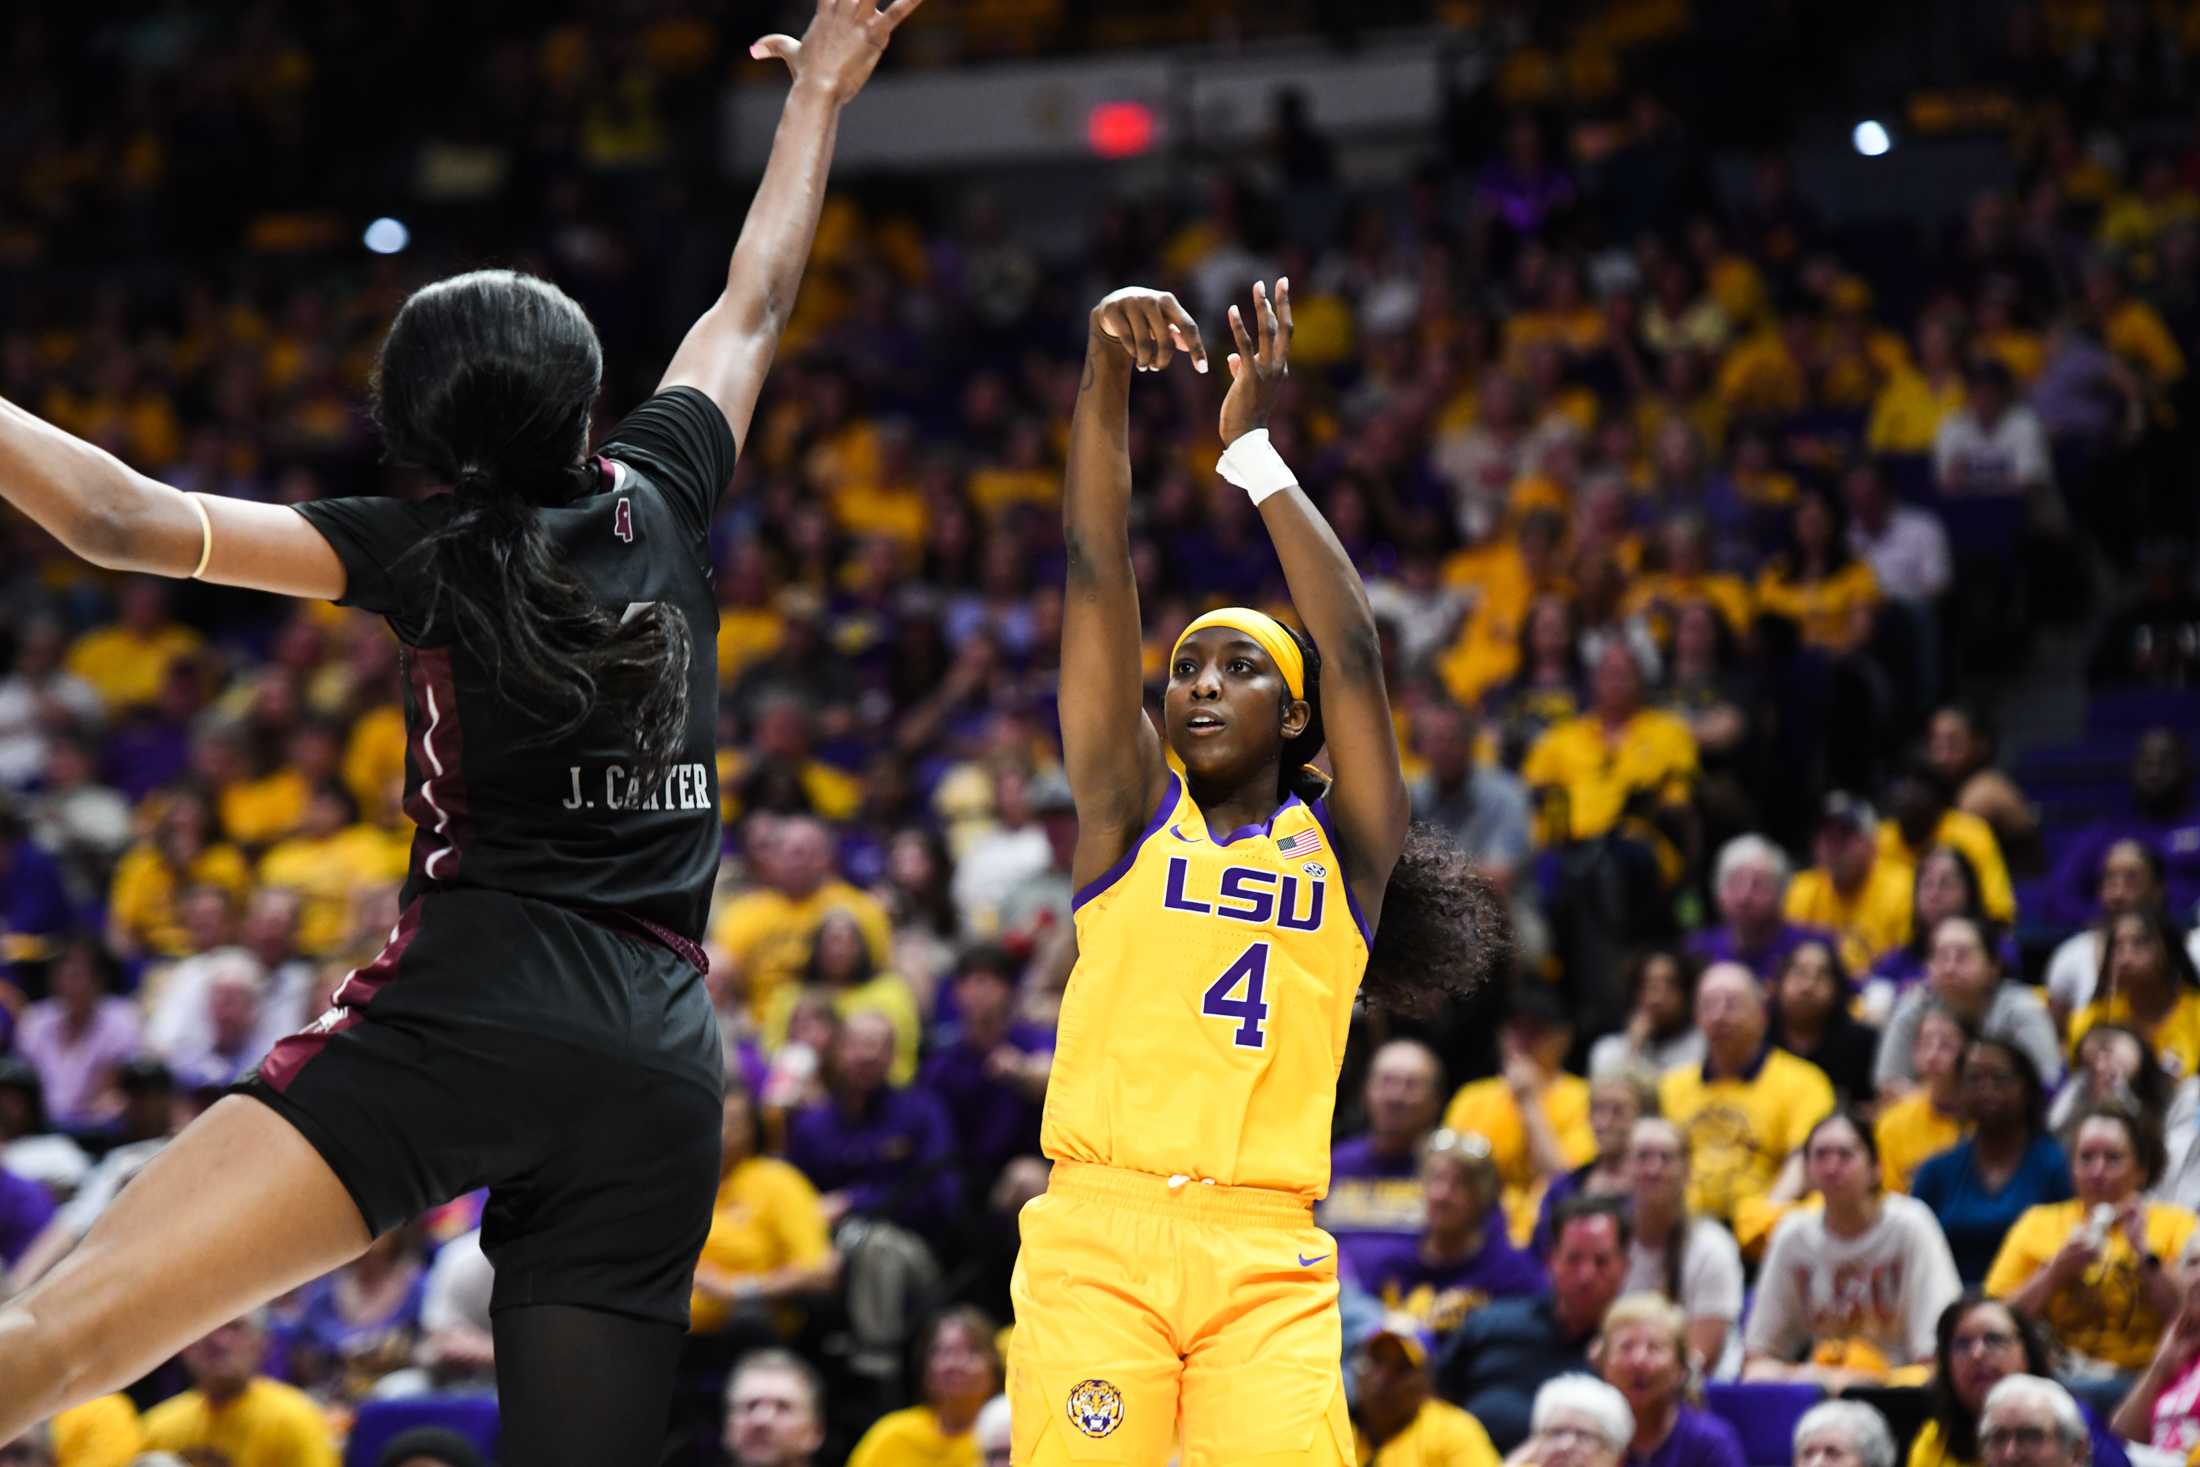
[{"x1": 1088, "y1": 101, "x2": 1157, "y2": 158}]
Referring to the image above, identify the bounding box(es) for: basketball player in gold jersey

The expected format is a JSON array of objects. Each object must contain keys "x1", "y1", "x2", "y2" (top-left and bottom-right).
[{"x1": 1007, "y1": 278, "x2": 1510, "y2": 1465}]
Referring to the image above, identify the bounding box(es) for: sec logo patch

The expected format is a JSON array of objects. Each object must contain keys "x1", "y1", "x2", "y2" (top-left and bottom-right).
[{"x1": 1066, "y1": 1379, "x2": 1124, "y2": 1438}]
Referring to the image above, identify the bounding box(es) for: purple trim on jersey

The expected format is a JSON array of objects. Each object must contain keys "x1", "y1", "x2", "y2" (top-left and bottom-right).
[
  {"x1": 1212, "y1": 791, "x2": 1306, "y2": 846},
  {"x1": 1308, "y1": 796, "x2": 1372, "y2": 946},
  {"x1": 404, "y1": 647, "x2": 472, "y2": 882},
  {"x1": 1072, "y1": 770, "x2": 1182, "y2": 912},
  {"x1": 259, "y1": 900, "x2": 424, "y2": 1093},
  {"x1": 585, "y1": 909, "x2": 709, "y2": 975}
]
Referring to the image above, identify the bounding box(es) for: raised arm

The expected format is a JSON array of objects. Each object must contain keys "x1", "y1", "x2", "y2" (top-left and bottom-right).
[
  {"x1": 1220, "y1": 279, "x2": 1409, "y2": 922},
  {"x1": 1058, "y1": 288, "x2": 1206, "y2": 890},
  {"x1": 0, "y1": 394, "x2": 344, "y2": 599},
  {"x1": 656, "y1": 0, "x2": 922, "y2": 452}
]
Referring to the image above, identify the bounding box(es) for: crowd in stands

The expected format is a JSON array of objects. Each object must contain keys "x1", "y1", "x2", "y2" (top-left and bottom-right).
[{"x1": 10, "y1": 0, "x2": 2200, "y2": 1464}]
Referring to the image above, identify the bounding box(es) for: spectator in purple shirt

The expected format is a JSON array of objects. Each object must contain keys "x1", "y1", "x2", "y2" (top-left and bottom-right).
[
  {"x1": 2046, "y1": 729, "x2": 2200, "y2": 928},
  {"x1": 1346, "y1": 1128, "x2": 1546, "y2": 1341},
  {"x1": 0, "y1": 1166, "x2": 55, "y2": 1269},
  {"x1": 0, "y1": 803, "x2": 71, "y2": 995},
  {"x1": 787, "y1": 1010, "x2": 958, "y2": 1243},
  {"x1": 1689, "y1": 835, "x2": 1834, "y2": 985},
  {"x1": 97, "y1": 656, "x2": 205, "y2": 803},
  {"x1": 14, "y1": 939, "x2": 140, "y2": 1134},
  {"x1": 1596, "y1": 1293, "x2": 1745, "y2": 1467},
  {"x1": 919, "y1": 943, "x2": 1052, "y2": 1206},
  {"x1": 1322, "y1": 1038, "x2": 1446, "y2": 1282},
  {"x1": 1476, "y1": 115, "x2": 1577, "y2": 245}
]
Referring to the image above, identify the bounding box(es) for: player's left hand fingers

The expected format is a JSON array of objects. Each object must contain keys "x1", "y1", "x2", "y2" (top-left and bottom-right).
[
  {"x1": 1254, "y1": 280, "x2": 1280, "y2": 367},
  {"x1": 1227, "y1": 302, "x2": 1255, "y2": 365},
  {"x1": 1274, "y1": 276, "x2": 1293, "y2": 351},
  {"x1": 876, "y1": 0, "x2": 927, "y2": 29}
]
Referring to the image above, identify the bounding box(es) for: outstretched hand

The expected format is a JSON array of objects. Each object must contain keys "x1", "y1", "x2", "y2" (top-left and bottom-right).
[
  {"x1": 1219, "y1": 278, "x2": 1291, "y2": 446},
  {"x1": 1090, "y1": 288, "x2": 1208, "y2": 375},
  {"x1": 750, "y1": 0, "x2": 925, "y2": 105}
]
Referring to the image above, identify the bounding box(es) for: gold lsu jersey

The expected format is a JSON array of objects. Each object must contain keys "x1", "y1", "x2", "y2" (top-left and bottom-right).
[{"x1": 1042, "y1": 771, "x2": 1371, "y2": 1198}]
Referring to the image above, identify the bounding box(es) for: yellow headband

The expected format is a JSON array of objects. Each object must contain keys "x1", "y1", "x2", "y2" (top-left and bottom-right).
[{"x1": 1171, "y1": 608, "x2": 1306, "y2": 701}]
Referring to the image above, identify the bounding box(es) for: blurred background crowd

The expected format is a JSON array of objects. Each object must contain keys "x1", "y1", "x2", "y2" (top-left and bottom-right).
[{"x1": 9, "y1": 0, "x2": 2200, "y2": 1465}]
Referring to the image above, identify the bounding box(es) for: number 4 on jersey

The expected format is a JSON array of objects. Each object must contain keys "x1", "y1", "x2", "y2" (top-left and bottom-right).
[
  {"x1": 1201, "y1": 942, "x2": 1271, "y2": 1050},
  {"x1": 613, "y1": 496, "x2": 635, "y2": 543}
]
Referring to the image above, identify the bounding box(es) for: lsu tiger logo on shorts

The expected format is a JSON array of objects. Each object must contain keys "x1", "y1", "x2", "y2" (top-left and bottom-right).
[{"x1": 1066, "y1": 1379, "x2": 1124, "y2": 1438}]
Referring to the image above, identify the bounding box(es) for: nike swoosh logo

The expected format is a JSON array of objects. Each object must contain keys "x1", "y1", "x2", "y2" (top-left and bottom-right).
[
  {"x1": 1170, "y1": 824, "x2": 1202, "y2": 843},
  {"x1": 1298, "y1": 1253, "x2": 1328, "y2": 1267}
]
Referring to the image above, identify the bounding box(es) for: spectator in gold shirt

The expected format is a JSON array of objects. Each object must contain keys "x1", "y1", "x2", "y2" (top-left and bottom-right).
[
  {"x1": 105, "y1": 788, "x2": 251, "y2": 962},
  {"x1": 62, "y1": 579, "x2": 204, "y2": 714},
  {"x1": 139, "y1": 1312, "x2": 339, "y2": 1467},
  {"x1": 711, "y1": 816, "x2": 893, "y2": 1027},
  {"x1": 1522, "y1": 642, "x2": 1697, "y2": 847},
  {"x1": 1783, "y1": 795, "x2": 1913, "y2": 978}
]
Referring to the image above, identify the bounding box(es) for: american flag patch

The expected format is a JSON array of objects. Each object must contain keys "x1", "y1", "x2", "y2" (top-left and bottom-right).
[{"x1": 1276, "y1": 828, "x2": 1323, "y2": 858}]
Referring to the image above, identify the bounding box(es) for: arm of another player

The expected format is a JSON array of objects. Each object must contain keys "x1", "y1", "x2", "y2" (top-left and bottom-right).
[
  {"x1": 1058, "y1": 289, "x2": 1205, "y2": 889},
  {"x1": 1221, "y1": 279, "x2": 1409, "y2": 921},
  {"x1": 0, "y1": 393, "x2": 343, "y2": 599},
  {"x1": 655, "y1": 0, "x2": 923, "y2": 454}
]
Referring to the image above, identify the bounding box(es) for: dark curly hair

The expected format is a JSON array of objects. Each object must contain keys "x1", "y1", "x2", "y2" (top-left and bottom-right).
[
  {"x1": 1930, "y1": 1292, "x2": 2053, "y2": 1461},
  {"x1": 1278, "y1": 623, "x2": 1514, "y2": 1017}
]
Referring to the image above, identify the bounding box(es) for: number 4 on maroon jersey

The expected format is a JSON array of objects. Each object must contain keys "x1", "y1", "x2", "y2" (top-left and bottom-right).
[{"x1": 613, "y1": 496, "x2": 634, "y2": 543}]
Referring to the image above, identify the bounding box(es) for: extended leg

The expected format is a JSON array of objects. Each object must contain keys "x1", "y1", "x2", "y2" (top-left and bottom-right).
[{"x1": 0, "y1": 1095, "x2": 371, "y2": 1436}]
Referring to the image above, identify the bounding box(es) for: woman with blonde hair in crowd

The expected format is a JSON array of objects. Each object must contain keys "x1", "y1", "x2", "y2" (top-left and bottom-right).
[
  {"x1": 1594, "y1": 1293, "x2": 1744, "y2": 1467},
  {"x1": 1621, "y1": 1118, "x2": 1743, "y2": 1378},
  {"x1": 1744, "y1": 1111, "x2": 1961, "y2": 1390},
  {"x1": 1349, "y1": 1129, "x2": 1546, "y2": 1343},
  {"x1": 1875, "y1": 1003, "x2": 1969, "y2": 1193}
]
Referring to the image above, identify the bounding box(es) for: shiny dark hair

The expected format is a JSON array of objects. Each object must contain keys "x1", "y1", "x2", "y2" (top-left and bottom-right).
[
  {"x1": 803, "y1": 908, "x2": 878, "y2": 988},
  {"x1": 2103, "y1": 905, "x2": 2200, "y2": 991},
  {"x1": 372, "y1": 269, "x2": 689, "y2": 779},
  {"x1": 1930, "y1": 1293, "x2": 2052, "y2": 1460},
  {"x1": 1278, "y1": 622, "x2": 1513, "y2": 1018},
  {"x1": 1960, "y1": 1035, "x2": 2049, "y2": 1136},
  {"x1": 1906, "y1": 844, "x2": 1986, "y2": 959}
]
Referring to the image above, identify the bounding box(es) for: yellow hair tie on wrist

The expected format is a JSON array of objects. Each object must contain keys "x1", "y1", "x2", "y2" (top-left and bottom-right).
[
  {"x1": 1171, "y1": 607, "x2": 1305, "y2": 700},
  {"x1": 185, "y1": 492, "x2": 213, "y2": 581}
]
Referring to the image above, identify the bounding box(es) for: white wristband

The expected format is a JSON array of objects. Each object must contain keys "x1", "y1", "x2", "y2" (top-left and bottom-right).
[
  {"x1": 184, "y1": 492, "x2": 213, "y2": 580},
  {"x1": 1216, "y1": 428, "x2": 1298, "y2": 505}
]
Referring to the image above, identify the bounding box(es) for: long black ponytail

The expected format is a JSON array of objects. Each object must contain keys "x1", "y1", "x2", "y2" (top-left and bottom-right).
[
  {"x1": 1277, "y1": 623, "x2": 1514, "y2": 1017},
  {"x1": 371, "y1": 269, "x2": 690, "y2": 780}
]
